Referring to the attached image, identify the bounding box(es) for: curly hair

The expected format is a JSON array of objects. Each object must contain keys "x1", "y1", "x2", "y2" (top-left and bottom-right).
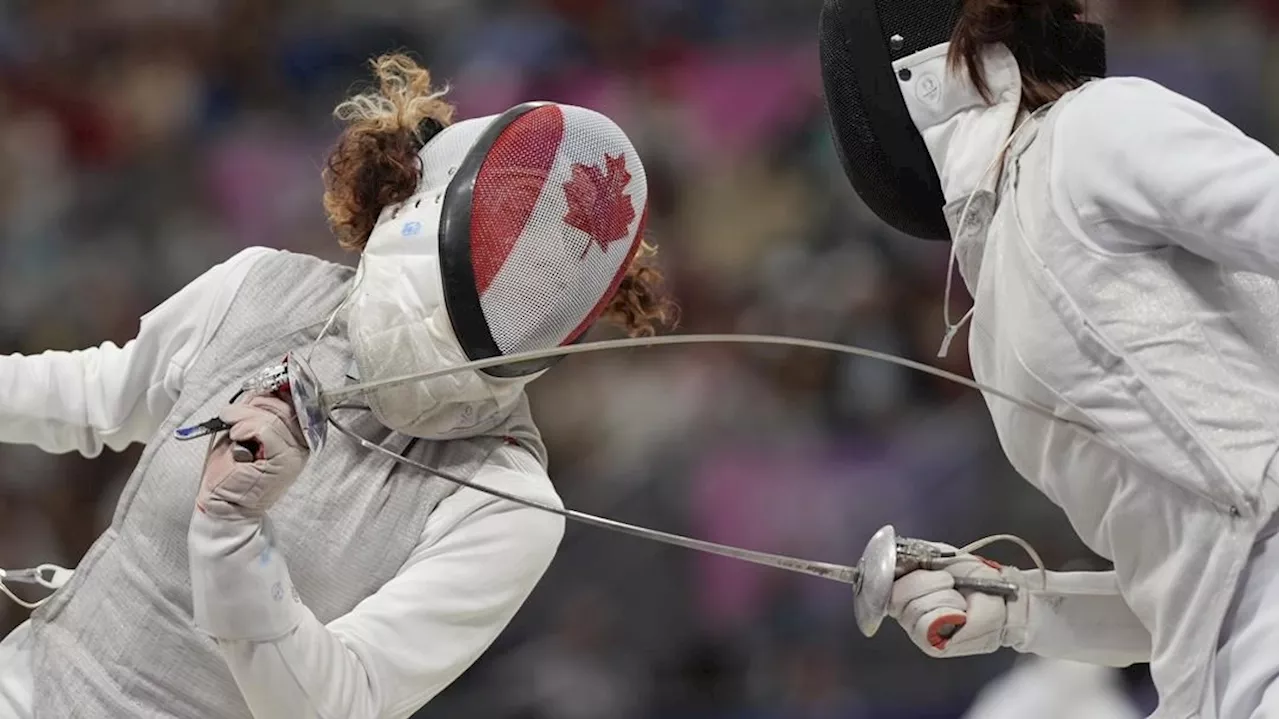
[
  {"x1": 601, "y1": 239, "x2": 680, "y2": 337},
  {"x1": 321, "y1": 53, "x2": 677, "y2": 338},
  {"x1": 322, "y1": 53, "x2": 455, "y2": 251}
]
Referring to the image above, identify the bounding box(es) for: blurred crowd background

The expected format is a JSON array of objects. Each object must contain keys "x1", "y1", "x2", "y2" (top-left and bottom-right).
[{"x1": 0, "y1": 1, "x2": 1274, "y2": 717}]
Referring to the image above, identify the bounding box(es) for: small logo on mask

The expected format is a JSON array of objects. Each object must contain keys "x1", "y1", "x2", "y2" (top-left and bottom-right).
[
  {"x1": 917, "y1": 74, "x2": 941, "y2": 106},
  {"x1": 402, "y1": 221, "x2": 422, "y2": 237}
]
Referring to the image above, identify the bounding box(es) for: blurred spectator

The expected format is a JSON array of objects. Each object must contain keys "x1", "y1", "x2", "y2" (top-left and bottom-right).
[{"x1": 497, "y1": 589, "x2": 647, "y2": 719}]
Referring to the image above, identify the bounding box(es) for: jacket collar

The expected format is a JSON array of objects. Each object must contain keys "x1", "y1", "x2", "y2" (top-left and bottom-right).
[{"x1": 893, "y1": 42, "x2": 1024, "y2": 207}]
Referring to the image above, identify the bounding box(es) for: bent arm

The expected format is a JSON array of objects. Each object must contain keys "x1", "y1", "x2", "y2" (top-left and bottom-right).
[
  {"x1": 1057, "y1": 78, "x2": 1279, "y2": 277},
  {"x1": 1008, "y1": 569, "x2": 1151, "y2": 668},
  {"x1": 0, "y1": 248, "x2": 274, "y2": 456},
  {"x1": 189, "y1": 448, "x2": 565, "y2": 719}
]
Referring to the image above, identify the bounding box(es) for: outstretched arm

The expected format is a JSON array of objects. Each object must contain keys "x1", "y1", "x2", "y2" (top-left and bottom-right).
[
  {"x1": 189, "y1": 414, "x2": 564, "y2": 719},
  {"x1": 889, "y1": 552, "x2": 1151, "y2": 668},
  {"x1": 1007, "y1": 568, "x2": 1152, "y2": 667},
  {"x1": 0, "y1": 247, "x2": 274, "y2": 456}
]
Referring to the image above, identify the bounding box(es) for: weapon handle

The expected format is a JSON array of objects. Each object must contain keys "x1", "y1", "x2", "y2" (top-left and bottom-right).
[
  {"x1": 231, "y1": 440, "x2": 261, "y2": 463},
  {"x1": 933, "y1": 578, "x2": 1019, "y2": 642},
  {"x1": 953, "y1": 576, "x2": 1019, "y2": 599}
]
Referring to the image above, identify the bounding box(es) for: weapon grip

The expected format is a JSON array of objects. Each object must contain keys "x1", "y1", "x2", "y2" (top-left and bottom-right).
[
  {"x1": 231, "y1": 440, "x2": 261, "y2": 463},
  {"x1": 934, "y1": 619, "x2": 964, "y2": 641},
  {"x1": 932, "y1": 578, "x2": 1019, "y2": 642},
  {"x1": 953, "y1": 576, "x2": 1019, "y2": 599}
]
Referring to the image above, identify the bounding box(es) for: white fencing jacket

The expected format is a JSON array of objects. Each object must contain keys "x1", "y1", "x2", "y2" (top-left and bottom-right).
[
  {"x1": 0, "y1": 248, "x2": 565, "y2": 718},
  {"x1": 897, "y1": 44, "x2": 1278, "y2": 718}
]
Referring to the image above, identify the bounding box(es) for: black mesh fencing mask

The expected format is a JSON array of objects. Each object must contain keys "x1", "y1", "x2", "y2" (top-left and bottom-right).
[{"x1": 819, "y1": 0, "x2": 1106, "y2": 241}]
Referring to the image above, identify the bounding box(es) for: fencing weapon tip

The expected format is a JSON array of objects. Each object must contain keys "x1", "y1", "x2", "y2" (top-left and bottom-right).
[{"x1": 173, "y1": 418, "x2": 232, "y2": 441}]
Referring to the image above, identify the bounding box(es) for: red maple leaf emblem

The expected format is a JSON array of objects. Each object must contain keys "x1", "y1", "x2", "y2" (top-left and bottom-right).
[{"x1": 562, "y1": 153, "x2": 636, "y2": 258}]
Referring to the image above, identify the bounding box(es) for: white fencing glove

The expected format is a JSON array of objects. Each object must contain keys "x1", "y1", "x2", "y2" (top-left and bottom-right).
[
  {"x1": 887, "y1": 543, "x2": 1029, "y2": 658},
  {"x1": 195, "y1": 393, "x2": 308, "y2": 520},
  {"x1": 190, "y1": 392, "x2": 309, "y2": 640}
]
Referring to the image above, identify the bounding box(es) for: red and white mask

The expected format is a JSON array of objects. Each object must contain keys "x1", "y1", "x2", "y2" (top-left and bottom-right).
[{"x1": 347, "y1": 102, "x2": 649, "y2": 439}]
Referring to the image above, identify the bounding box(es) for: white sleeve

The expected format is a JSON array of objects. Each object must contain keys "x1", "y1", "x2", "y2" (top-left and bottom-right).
[
  {"x1": 0, "y1": 247, "x2": 275, "y2": 457},
  {"x1": 1054, "y1": 78, "x2": 1279, "y2": 278},
  {"x1": 1006, "y1": 569, "x2": 1152, "y2": 668},
  {"x1": 188, "y1": 445, "x2": 565, "y2": 719}
]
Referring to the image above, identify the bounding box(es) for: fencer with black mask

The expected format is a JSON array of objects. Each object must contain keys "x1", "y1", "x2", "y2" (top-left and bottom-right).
[{"x1": 820, "y1": 1, "x2": 1278, "y2": 717}]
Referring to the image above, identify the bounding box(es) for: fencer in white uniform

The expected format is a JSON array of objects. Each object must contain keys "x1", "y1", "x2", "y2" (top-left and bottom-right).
[
  {"x1": 818, "y1": 2, "x2": 1277, "y2": 718},
  {"x1": 0, "y1": 248, "x2": 566, "y2": 719},
  {"x1": 0, "y1": 54, "x2": 668, "y2": 719}
]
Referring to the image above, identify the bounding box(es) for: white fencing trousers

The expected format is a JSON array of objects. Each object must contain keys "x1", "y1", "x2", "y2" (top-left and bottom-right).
[
  {"x1": 0, "y1": 621, "x2": 32, "y2": 718},
  {"x1": 1207, "y1": 516, "x2": 1278, "y2": 719}
]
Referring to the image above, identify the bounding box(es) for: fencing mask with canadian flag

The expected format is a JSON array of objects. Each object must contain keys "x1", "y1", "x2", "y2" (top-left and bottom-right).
[{"x1": 346, "y1": 102, "x2": 649, "y2": 439}]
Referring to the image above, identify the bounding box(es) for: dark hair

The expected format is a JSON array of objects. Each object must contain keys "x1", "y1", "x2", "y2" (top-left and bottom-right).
[
  {"x1": 948, "y1": 0, "x2": 1094, "y2": 111},
  {"x1": 321, "y1": 53, "x2": 678, "y2": 338}
]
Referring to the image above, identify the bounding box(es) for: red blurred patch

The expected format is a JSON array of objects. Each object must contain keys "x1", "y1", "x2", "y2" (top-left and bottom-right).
[
  {"x1": 470, "y1": 105, "x2": 566, "y2": 294},
  {"x1": 927, "y1": 614, "x2": 966, "y2": 650}
]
